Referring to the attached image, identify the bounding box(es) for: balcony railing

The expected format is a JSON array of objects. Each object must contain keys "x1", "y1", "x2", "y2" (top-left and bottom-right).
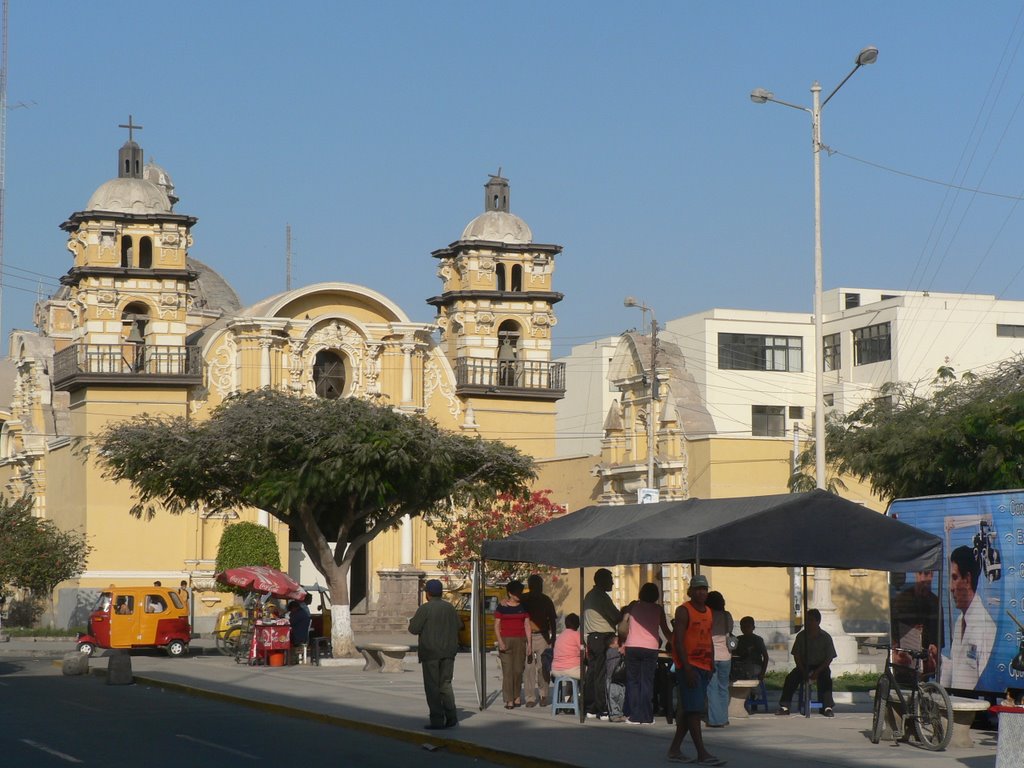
[
  {"x1": 53, "y1": 343, "x2": 203, "y2": 390},
  {"x1": 454, "y1": 358, "x2": 565, "y2": 400}
]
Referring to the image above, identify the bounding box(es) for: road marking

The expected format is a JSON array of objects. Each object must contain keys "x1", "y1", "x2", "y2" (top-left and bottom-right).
[
  {"x1": 20, "y1": 739, "x2": 83, "y2": 763},
  {"x1": 176, "y1": 734, "x2": 260, "y2": 759},
  {"x1": 60, "y1": 699, "x2": 103, "y2": 712}
]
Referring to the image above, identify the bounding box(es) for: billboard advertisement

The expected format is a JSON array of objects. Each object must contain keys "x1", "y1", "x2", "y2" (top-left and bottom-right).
[{"x1": 888, "y1": 490, "x2": 1023, "y2": 696}]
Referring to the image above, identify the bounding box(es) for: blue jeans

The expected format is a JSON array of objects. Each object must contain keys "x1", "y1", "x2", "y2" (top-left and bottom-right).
[
  {"x1": 706, "y1": 659, "x2": 731, "y2": 725},
  {"x1": 625, "y1": 647, "x2": 658, "y2": 723}
]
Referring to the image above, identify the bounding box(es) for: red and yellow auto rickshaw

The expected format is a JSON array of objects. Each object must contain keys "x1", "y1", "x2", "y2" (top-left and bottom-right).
[{"x1": 76, "y1": 586, "x2": 191, "y2": 657}]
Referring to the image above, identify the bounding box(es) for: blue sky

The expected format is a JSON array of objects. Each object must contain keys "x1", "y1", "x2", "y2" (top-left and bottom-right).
[{"x1": 6, "y1": 2, "x2": 1024, "y2": 357}]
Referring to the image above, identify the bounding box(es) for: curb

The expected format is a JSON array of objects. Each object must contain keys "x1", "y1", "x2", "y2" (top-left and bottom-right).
[{"x1": 126, "y1": 670, "x2": 583, "y2": 768}]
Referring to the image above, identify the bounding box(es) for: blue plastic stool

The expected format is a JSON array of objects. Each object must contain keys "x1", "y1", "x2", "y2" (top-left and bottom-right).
[
  {"x1": 796, "y1": 680, "x2": 823, "y2": 715},
  {"x1": 745, "y1": 680, "x2": 769, "y2": 713},
  {"x1": 551, "y1": 676, "x2": 580, "y2": 716}
]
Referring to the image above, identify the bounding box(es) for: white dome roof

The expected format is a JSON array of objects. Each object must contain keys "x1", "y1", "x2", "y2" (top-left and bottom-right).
[
  {"x1": 86, "y1": 177, "x2": 171, "y2": 214},
  {"x1": 460, "y1": 210, "x2": 533, "y2": 244}
]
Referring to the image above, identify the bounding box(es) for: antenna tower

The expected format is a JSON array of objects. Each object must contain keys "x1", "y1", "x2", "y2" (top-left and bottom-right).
[{"x1": 286, "y1": 224, "x2": 292, "y2": 291}]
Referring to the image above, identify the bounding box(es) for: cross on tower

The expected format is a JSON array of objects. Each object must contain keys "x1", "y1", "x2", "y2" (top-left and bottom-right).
[{"x1": 118, "y1": 115, "x2": 143, "y2": 142}]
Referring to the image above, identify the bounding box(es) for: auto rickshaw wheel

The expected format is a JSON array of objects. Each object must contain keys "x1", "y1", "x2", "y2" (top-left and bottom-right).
[
  {"x1": 215, "y1": 627, "x2": 242, "y2": 657},
  {"x1": 166, "y1": 639, "x2": 187, "y2": 657},
  {"x1": 76, "y1": 641, "x2": 95, "y2": 657}
]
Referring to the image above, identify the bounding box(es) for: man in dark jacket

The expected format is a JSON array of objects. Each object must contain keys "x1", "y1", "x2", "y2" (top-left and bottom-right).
[{"x1": 408, "y1": 579, "x2": 461, "y2": 729}]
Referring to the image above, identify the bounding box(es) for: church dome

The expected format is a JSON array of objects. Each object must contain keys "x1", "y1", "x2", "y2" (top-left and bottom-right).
[
  {"x1": 86, "y1": 177, "x2": 171, "y2": 215},
  {"x1": 460, "y1": 210, "x2": 533, "y2": 244}
]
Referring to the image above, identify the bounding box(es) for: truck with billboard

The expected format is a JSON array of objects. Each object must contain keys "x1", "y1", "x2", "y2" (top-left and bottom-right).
[{"x1": 887, "y1": 490, "x2": 1023, "y2": 698}]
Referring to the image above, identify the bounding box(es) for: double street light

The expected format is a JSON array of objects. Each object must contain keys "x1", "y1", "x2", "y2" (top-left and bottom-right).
[{"x1": 750, "y1": 45, "x2": 878, "y2": 490}]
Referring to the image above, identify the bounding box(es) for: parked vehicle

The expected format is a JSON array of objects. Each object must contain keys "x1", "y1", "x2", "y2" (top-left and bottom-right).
[
  {"x1": 76, "y1": 586, "x2": 191, "y2": 657},
  {"x1": 888, "y1": 490, "x2": 1023, "y2": 697},
  {"x1": 455, "y1": 586, "x2": 502, "y2": 649}
]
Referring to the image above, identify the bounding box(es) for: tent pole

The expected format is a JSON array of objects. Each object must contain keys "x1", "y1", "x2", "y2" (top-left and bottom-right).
[
  {"x1": 802, "y1": 566, "x2": 810, "y2": 718},
  {"x1": 579, "y1": 567, "x2": 586, "y2": 724},
  {"x1": 476, "y1": 559, "x2": 486, "y2": 710},
  {"x1": 694, "y1": 537, "x2": 700, "y2": 574}
]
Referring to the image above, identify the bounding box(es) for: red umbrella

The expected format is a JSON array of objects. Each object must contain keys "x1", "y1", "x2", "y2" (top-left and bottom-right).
[{"x1": 215, "y1": 566, "x2": 307, "y2": 601}]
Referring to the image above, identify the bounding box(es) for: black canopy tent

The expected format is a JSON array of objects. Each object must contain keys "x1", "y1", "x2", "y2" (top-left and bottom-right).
[
  {"x1": 476, "y1": 490, "x2": 943, "y2": 718},
  {"x1": 482, "y1": 489, "x2": 943, "y2": 571}
]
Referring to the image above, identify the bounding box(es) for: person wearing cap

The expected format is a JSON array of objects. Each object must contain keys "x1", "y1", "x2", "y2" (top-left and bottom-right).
[
  {"x1": 409, "y1": 579, "x2": 461, "y2": 729},
  {"x1": 583, "y1": 567, "x2": 621, "y2": 719},
  {"x1": 667, "y1": 574, "x2": 724, "y2": 766}
]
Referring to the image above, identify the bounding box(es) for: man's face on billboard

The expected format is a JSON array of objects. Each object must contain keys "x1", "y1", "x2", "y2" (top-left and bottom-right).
[{"x1": 950, "y1": 562, "x2": 974, "y2": 612}]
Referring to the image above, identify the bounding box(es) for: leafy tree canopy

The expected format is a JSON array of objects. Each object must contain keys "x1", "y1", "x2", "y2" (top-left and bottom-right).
[
  {"x1": 827, "y1": 357, "x2": 1024, "y2": 501},
  {"x1": 0, "y1": 495, "x2": 91, "y2": 626},
  {"x1": 95, "y1": 389, "x2": 535, "y2": 654}
]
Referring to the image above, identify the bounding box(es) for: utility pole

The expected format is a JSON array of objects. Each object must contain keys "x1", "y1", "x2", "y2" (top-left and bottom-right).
[{"x1": 0, "y1": 0, "x2": 9, "y2": 344}]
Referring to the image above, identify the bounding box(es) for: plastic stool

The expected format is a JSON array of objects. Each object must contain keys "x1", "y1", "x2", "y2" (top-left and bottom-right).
[
  {"x1": 745, "y1": 680, "x2": 769, "y2": 713},
  {"x1": 551, "y1": 676, "x2": 580, "y2": 716},
  {"x1": 310, "y1": 636, "x2": 331, "y2": 665},
  {"x1": 796, "y1": 681, "x2": 822, "y2": 715}
]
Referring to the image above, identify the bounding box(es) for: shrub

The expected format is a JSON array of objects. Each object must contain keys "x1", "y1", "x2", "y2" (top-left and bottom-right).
[{"x1": 214, "y1": 522, "x2": 282, "y2": 593}]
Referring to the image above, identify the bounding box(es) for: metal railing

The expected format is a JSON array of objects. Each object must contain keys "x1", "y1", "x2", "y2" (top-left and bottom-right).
[
  {"x1": 454, "y1": 358, "x2": 565, "y2": 392},
  {"x1": 53, "y1": 343, "x2": 203, "y2": 383}
]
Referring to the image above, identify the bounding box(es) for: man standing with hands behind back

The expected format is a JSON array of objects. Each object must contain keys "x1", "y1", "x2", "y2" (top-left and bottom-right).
[
  {"x1": 409, "y1": 579, "x2": 461, "y2": 730},
  {"x1": 522, "y1": 574, "x2": 558, "y2": 707},
  {"x1": 583, "y1": 568, "x2": 621, "y2": 720}
]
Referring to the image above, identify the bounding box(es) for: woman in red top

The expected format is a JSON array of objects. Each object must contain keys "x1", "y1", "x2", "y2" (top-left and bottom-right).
[{"x1": 494, "y1": 580, "x2": 532, "y2": 708}]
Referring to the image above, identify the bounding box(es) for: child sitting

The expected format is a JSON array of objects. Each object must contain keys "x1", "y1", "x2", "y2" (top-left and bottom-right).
[{"x1": 730, "y1": 615, "x2": 769, "y2": 681}]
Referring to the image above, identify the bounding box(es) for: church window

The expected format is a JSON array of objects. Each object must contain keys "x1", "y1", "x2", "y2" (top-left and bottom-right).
[
  {"x1": 496, "y1": 264, "x2": 506, "y2": 291},
  {"x1": 510, "y1": 265, "x2": 523, "y2": 292},
  {"x1": 139, "y1": 237, "x2": 153, "y2": 269},
  {"x1": 313, "y1": 350, "x2": 347, "y2": 399},
  {"x1": 120, "y1": 236, "x2": 133, "y2": 268}
]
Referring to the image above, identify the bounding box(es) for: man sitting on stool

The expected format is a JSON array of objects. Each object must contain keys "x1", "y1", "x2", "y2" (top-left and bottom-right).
[{"x1": 776, "y1": 608, "x2": 837, "y2": 717}]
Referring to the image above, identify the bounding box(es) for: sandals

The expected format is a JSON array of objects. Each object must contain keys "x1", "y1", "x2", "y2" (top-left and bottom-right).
[
  {"x1": 504, "y1": 703, "x2": 514, "y2": 709},
  {"x1": 696, "y1": 758, "x2": 727, "y2": 767},
  {"x1": 666, "y1": 755, "x2": 693, "y2": 764}
]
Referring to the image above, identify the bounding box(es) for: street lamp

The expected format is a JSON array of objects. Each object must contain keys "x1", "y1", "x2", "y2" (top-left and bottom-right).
[
  {"x1": 751, "y1": 46, "x2": 878, "y2": 672},
  {"x1": 750, "y1": 45, "x2": 878, "y2": 490},
  {"x1": 624, "y1": 296, "x2": 658, "y2": 496}
]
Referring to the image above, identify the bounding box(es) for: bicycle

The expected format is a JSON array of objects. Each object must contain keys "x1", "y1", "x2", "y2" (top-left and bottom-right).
[{"x1": 866, "y1": 642, "x2": 953, "y2": 751}]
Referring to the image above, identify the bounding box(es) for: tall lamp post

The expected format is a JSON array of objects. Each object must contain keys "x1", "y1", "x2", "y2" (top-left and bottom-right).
[
  {"x1": 624, "y1": 296, "x2": 658, "y2": 497},
  {"x1": 750, "y1": 46, "x2": 878, "y2": 669}
]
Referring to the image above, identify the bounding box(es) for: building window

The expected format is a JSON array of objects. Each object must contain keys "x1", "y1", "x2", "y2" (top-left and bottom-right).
[
  {"x1": 823, "y1": 333, "x2": 841, "y2": 372},
  {"x1": 845, "y1": 293, "x2": 861, "y2": 309},
  {"x1": 823, "y1": 393, "x2": 835, "y2": 407},
  {"x1": 752, "y1": 405, "x2": 785, "y2": 437},
  {"x1": 139, "y1": 237, "x2": 153, "y2": 269},
  {"x1": 120, "y1": 235, "x2": 133, "y2": 268},
  {"x1": 496, "y1": 264, "x2": 506, "y2": 291},
  {"x1": 312, "y1": 350, "x2": 346, "y2": 399},
  {"x1": 718, "y1": 333, "x2": 803, "y2": 372},
  {"x1": 853, "y1": 322, "x2": 891, "y2": 365},
  {"x1": 789, "y1": 406, "x2": 804, "y2": 420},
  {"x1": 996, "y1": 324, "x2": 1024, "y2": 338},
  {"x1": 510, "y1": 264, "x2": 523, "y2": 292}
]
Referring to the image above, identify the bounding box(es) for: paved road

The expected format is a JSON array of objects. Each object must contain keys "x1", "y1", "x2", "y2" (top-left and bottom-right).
[{"x1": 0, "y1": 656, "x2": 499, "y2": 768}]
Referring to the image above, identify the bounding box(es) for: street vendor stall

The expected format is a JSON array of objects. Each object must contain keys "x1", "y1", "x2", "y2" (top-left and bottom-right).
[{"x1": 214, "y1": 566, "x2": 307, "y2": 666}]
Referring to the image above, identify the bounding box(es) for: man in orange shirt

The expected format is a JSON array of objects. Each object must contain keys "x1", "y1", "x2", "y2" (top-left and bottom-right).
[{"x1": 667, "y1": 574, "x2": 724, "y2": 766}]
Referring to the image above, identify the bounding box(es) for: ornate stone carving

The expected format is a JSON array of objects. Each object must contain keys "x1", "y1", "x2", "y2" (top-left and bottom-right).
[
  {"x1": 287, "y1": 338, "x2": 306, "y2": 392},
  {"x1": 474, "y1": 311, "x2": 495, "y2": 332},
  {"x1": 303, "y1": 320, "x2": 365, "y2": 398},
  {"x1": 364, "y1": 341, "x2": 384, "y2": 396},
  {"x1": 161, "y1": 231, "x2": 181, "y2": 247},
  {"x1": 423, "y1": 355, "x2": 461, "y2": 420},
  {"x1": 208, "y1": 337, "x2": 237, "y2": 398}
]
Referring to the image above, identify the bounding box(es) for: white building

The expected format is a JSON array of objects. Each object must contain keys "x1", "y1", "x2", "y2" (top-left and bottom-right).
[{"x1": 557, "y1": 287, "x2": 1024, "y2": 459}]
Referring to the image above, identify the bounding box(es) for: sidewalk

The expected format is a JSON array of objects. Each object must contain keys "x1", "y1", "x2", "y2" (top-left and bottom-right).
[{"x1": 9, "y1": 635, "x2": 998, "y2": 768}]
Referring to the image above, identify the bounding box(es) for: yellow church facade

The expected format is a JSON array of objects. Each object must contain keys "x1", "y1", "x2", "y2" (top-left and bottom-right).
[{"x1": 0, "y1": 131, "x2": 565, "y2": 632}]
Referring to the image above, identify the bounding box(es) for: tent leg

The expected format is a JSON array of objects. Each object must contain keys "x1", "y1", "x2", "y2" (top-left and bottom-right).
[{"x1": 579, "y1": 567, "x2": 586, "y2": 724}]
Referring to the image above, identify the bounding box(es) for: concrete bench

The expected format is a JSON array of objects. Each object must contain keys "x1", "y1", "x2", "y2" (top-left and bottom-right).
[
  {"x1": 357, "y1": 643, "x2": 410, "y2": 673},
  {"x1": 728, "y1": 679, "x2": 761, "y2": 719},
  {"x1": 876, "y1": 689, "x2": 988, "y2": 748},
  {"x1": 943, "y1": 696, "x2": 990, "y2": 749}
]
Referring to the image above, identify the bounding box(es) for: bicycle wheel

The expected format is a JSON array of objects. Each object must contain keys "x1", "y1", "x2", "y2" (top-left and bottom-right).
[
  {"x1": 870, "y1": 676, "x2": 889, "y2": 744},
  {"x1": 913, "y1": 680, "x2": 952, "y2": 751},
  {"x1": 215, "y1": 627, "x2": 241, "y2": 657}
]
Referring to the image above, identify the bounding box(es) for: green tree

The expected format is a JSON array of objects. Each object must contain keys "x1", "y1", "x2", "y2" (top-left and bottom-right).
[
  {"x1": 95, "y1": 389, "x2": 534, "y2": 656},
  {"x1": 0, "y1": 495, "x2": 91, "y2": 626},
  {"x1": 787, "y1": 429, "x2": 848, "y2": 494},
  {"x1": 434, "y1": 489, "x2": 563, "y2": 588},
  {"x1": 214, "y1": 521, "x2": 282, "y2": 593},
  {"x1": 827, "y1": 358, "x2": 1024, "y2": 501}
]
